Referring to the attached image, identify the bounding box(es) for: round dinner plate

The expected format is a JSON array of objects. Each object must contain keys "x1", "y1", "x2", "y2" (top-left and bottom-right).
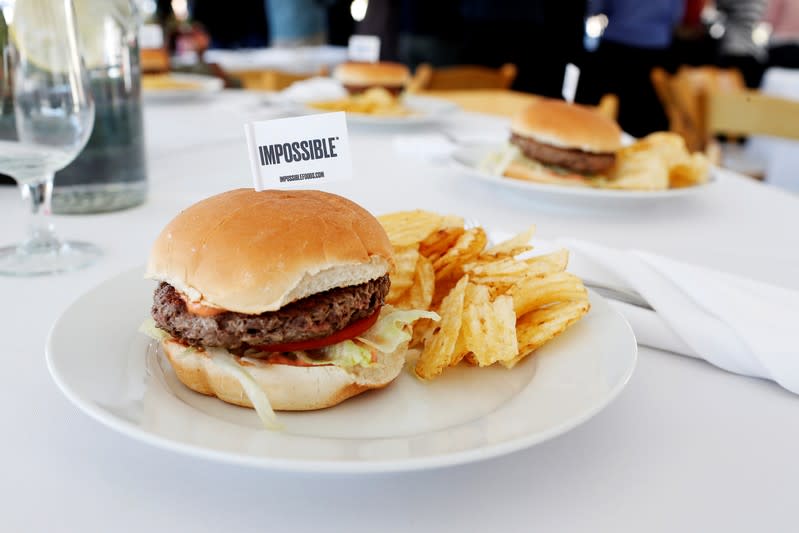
[
  {"x1": 304, "y1": 95, "x2": 459, "y2": 127},
  {"x1": 46, "y1": 267, "x2": 636, "y2": 474},
  {"x1": 451, "y1": 144, "x2": 718, "y2": 208},
  {"x1": 142, "y1": 73, "x2": 224, "y2": 102}
]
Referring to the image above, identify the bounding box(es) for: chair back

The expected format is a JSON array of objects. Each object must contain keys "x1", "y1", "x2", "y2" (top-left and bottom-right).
[
  {"x1": 705, "y1": 89, "x2": 799, "y2": 140},
  {"x1": 651, "y1": 66, "x2": 746, "y2": 152},
  {"x1": 408, "y1": 63, "x2": 517, "y2": 92},
  {"x1": 237, "y1": 67, "x2": 328, "y2": 91}
]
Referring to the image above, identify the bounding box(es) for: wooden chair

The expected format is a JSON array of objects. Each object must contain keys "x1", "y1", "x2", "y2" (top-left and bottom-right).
[
  {"x1": 704, "y1": 89, "x2": 799, "y2": 140},
  {"x1": 651, "y1": 66, "x2": 747, "y2": 153},
  {"x1": 596, "y1": 93, "x2": 619, "y2": 122},
  {"x1": 236, "y1": 67, "x2": 329, "y2": 91},
  {"x1": 652, "y1": 65, "x2": 799, "y2": 175},
  {"x1": 407, "y1": 63, "x2": 517, "y2": 92}
]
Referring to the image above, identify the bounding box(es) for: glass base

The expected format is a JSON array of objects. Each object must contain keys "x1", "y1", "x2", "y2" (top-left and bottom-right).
[
  {"x1": 0, "y1": 240, "x2": 102, "y2": 276},
  {"x1": 52, "y1": 181, "x2": 147, "y2": 214}
]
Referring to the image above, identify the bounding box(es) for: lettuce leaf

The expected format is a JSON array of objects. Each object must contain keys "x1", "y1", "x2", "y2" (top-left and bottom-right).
[
  {"x1": 138, "y1": 317, "x2": 171, "y2": 342},
  {"x1": 206, "y1": 347, "x2": 281, "y2": 430},
  {"x1": 478, "y1": 143, "x2": 520, "y2": 175},
  {"x1": 356, "y1": 305, "x2": 440, "y2": 354}
]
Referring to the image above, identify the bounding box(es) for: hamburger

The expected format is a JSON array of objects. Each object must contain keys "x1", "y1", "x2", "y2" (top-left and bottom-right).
[
  {"x1": 140, "y1": 189, "x2": 436, "y2": 428},
  {"x1": 333, "y1": 61, "x2": 410, "y2": 95},
  {"x1": 502, "y1": 99, "x2": 623, "y2": 186}
]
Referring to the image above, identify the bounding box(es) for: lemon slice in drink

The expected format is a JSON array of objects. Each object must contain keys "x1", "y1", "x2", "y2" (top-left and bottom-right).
[{"x1": 10, "y1": 0, "x2": 133, "y2": 72}]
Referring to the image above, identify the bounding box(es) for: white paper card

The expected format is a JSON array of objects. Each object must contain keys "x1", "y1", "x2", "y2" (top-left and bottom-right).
[
  {"x1": 562, "y1": 63, "x2": 580, "y2": 103},
  {"x1": 244, "y1": 112, "x2": 353, "y2": 190},
  {"x1": 348, "y1": 35, "x2": 381, "y2": 63},
  {"x1": 139, "y1": 23, "x2": 165, "y2": 49}
]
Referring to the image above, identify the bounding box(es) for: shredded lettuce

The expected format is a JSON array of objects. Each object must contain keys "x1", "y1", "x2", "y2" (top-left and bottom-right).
[
  {"x1": 136, "y1": 305, "x2": 438, "y2": 431},
  {"x1": 356, "y1": 305, "x2": 440, "y2": 353},
  {"x1": 321, "y1": 340, "x2": 375, "y2": 368},
  {"x1": 478, "y1": 143, "x2": 520, "y2": 175},
  {"x1": 138, "y1": 318, "x2": 171, "y2": 341},
  {"x1": 207, "y1": 347, "x2": 281, "y2": 431}
]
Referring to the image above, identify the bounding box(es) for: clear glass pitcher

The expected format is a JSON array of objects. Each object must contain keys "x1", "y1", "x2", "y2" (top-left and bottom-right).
[{"x1": 52, "y1": 0, "x2": 147, "y2": 214}]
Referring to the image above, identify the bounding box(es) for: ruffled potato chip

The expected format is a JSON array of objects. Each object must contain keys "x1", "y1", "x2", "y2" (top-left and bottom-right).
[{"x1": 415, "y1": 276, "x2": 469, "y2": 380}]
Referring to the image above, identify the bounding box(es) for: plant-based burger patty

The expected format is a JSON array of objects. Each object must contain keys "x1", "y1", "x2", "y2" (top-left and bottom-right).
[
  {"x1": 343, "y1": 84, "x2": 403, "y2": 96},
  {"x1": 509, "y1": 132, "x2": 616, "y2": 175},
  {"x1": 152, "y1": 274, "x2": 390, "y2": 350}
]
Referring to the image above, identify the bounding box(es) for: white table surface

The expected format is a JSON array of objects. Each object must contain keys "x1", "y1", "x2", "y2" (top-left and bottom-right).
[{"x1": 2, "y1": 91, "x2": 798, "y2": 533}]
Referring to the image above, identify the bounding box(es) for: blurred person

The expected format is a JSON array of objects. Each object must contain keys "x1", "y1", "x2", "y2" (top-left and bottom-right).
[
  {"x1": 669, "y1": 0, "x2": 718, "y2": 68},
  {"x1": 576, "y1": 0, "x2": 684, "y2": 137},
  {"x1": 192, "y1": 0, "x2": 270, "y2": 48},
  {"x1": 355, "y1": 0, "x2": 401, "y2": 60},
  {"x1": 398, "y1": 0, "x2": 461, "y2": 70},
  {"x1": 264, "y1": 0, "x2": 328, "y2": 47},
  {"x1": 765, "y1": 0, "x2": 799, "y2": 68},
  {"x1": 715, "y1": 0, "x2": 768, "y2": 86},
  {"x1": 326, "y1": 0, "x2": 357, "y2": 46},
  {"x1": 458, "y1": 0, "x2": 587, "y2": 97}
]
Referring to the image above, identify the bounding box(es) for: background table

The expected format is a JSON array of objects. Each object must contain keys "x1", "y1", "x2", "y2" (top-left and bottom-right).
[{"x1": 2, "y1": 91, "x2": 798, "y2": 532}]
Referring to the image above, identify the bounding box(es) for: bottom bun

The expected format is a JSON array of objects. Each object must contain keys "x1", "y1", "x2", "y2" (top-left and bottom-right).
[
  {"x1": 162, "y1": 338, "x2": 407, "y2": 411},
  {"x1": 503, "y1": 159, "x2": 592, "y2": 187}
]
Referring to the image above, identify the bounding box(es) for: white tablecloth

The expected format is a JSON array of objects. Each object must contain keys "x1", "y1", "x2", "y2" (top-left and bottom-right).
[{"x1": 2, "y1": 91, "x2": 798, "y2": 533}]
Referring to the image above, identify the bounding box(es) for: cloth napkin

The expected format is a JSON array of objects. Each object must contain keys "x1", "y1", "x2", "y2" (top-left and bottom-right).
[
  {"x1": 561, "y1": 239, "x2": 799, "y2": 394},
  {"x1": 267, "y1": 77, "x2": 347, "y2": 105},
  {"x1": 393, "y1": 131, "x2": 507, "y2": 162},
  {"x1": 392, "y1": 134, "x2": 459, "y2": 161}
]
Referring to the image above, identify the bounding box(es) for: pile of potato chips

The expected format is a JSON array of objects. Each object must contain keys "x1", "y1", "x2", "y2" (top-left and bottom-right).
[
  {"x1": 309, "y1": 87, "x2": 412, "y2": 117},
  {"x1": 377, "y1": 211, "x2": 590, "y2": 380},
  {"x1": 609, "y1": 132, "x2": 710, "y2": 190}
]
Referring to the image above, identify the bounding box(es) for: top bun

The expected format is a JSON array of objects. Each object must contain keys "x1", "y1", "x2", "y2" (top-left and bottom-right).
[
  {"x1": 146, "y1": 189, "x2": 394, "y2": 314},
  {"x1": 333, "y1": 61, "x2": 410, "y2": 87},
  {"x1": 510, "y1": 98, "x2": 622, "y2": 154}
]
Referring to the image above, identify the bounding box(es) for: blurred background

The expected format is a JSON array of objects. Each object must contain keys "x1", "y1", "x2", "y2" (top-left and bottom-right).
[{"x1": 141, "y1": 0, "x2": 797, "y2": 136}]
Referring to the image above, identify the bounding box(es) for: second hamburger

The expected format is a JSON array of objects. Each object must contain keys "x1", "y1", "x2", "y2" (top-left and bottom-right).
[
  {"x1": 502, "y1": 98, "x2": 623, "y2": 186},
  {"x1": 333, "y1": 61, "x2": 410, "y2": 95}
]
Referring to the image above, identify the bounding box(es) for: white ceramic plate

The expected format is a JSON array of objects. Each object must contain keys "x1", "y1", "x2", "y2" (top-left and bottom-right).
[
  {"x1": 451, "y1": 144, "x2": 718, "y2": 208},
  {"x1": 142, "y1": 73, "x2": 224, "y2": 102},
  {"x1": 46, "y1": 267, "x2": 636, "y2": 473},
  {"x1": 303, "y1": 95, "x2": 459, "y2": 126}
]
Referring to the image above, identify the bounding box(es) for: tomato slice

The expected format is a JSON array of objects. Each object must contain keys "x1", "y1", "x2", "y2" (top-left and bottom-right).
[{"x1": 253, "y1": 307, "x2": 381, "y2": 352}]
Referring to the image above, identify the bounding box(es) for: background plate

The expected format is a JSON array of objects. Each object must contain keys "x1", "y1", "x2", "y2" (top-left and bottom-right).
[
  {"x1": 451, "y1": 144, "x2": 718, "y2": 208},
  {"x1": 301, "y1": 95, "x2": 459, "y2": 126},
  {"x1": 143, "y1": 73, "x2": 224, "y2": 102}
]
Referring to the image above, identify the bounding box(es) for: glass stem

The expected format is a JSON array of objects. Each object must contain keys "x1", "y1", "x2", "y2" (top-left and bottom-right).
[{"x1": 20, "y1": 173, "x2": 61, "y2": 253}]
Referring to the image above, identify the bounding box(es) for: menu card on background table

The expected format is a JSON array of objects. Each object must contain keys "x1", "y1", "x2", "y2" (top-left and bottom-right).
[{"x1": 348, "y1": 35, "x2": 381, "y2": 63}]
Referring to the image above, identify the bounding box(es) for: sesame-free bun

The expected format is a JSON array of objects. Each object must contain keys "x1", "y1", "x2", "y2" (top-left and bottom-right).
[
  {"x1": 162, "y1": 337, "x2": 407, "y2": 411},
  {"x1": 510, "y1": 98, "x2": 622, "y2": 154},
  {"x1": 333, "y1": 61, "x2": 410, "y2": 88},
  {"x1": 145, "y1": 189, "x2": 394, "y2": 314}
]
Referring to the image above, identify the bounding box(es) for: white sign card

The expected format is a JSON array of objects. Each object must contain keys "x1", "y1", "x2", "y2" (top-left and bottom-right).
[
  {"x1": 348, "y1": 35, "x2": 381, "y2": 63},
  {"x1": 139, "y1": 23, "x2": 165, "y2": 49},
  {"x1": 562, "y1": 63, "x2": 580, "y2": 103},
  {"x1": 244, "y1": 112, "x2": 353, "y2": 191}
]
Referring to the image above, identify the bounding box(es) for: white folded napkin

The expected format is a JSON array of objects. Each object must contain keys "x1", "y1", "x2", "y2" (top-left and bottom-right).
[
  {"x1": 392, "y1": 134, "x2": 457, "y2": 161},
  {"x1": 393, "y1": 132, "x2": 505, "y2": 162},
  {"x1": 562, "y1": 239, "x2": 799, "y2": 394},
  {"x1": 271, "y1": 77, "x2": 347, "y2": 105}
]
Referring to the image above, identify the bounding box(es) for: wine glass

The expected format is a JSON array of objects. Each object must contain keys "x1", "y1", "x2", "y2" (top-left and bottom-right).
[{"x1": 0, "y1": 0, "x2": 99, "y2": 276}]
